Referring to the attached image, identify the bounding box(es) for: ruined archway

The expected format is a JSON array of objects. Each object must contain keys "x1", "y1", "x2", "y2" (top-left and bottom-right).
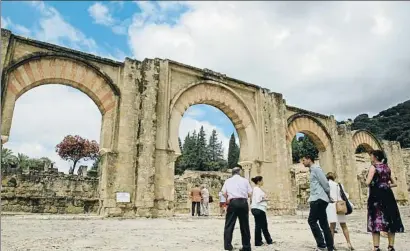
[
  {"x1": 1, "y1": 53, "x2": 120, "y2": 151},
  {"x1": 352, "y1": 130, "x2": 383, "y2": 205},
  {"x1": 1, "y1": 53, "x2": 121, "y2": 214},
  {"x1": 287, "y1": 114, "x2": 334, "y2": 171},
  {"x1": 287, "y1": 114, "x2": 334, "y2": 208},
  {"x1": 352, "y1": 130, "x2": 382, "y2": 153},
  {"x1": 169, "y1": 80, "x2": 257, "y2": 163}
]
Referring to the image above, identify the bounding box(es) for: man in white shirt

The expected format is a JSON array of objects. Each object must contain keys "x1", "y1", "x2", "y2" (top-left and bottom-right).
[{"x1": 222, "y1": 165, "x2": 253, "y2": 251}]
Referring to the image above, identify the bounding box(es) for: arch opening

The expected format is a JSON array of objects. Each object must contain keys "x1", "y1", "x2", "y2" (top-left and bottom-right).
[
  {"x1": 1, "y1": 55, "x2": 119, "y2": 151},
  {"x1": 352, "y1": 130, "x2": 383, "y2": 206},
  {"x1": 2, "y1": 85, "x2": 102, "y2": 175},
  {"x1": 169, "y1": 81, "x2": 257, "y2": 163},
  {"x1": 287, "y1": 114, "x2": 334, "y2": 209},
  {"x1": 175, "y1": 104, "x2": 241, "y2": 175}
]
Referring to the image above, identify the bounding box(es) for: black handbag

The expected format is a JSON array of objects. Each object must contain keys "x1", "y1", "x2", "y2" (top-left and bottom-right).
[
  {"x1": 338, "y1": 183, "x2": 353, "y2": 215},
  {"x1": 209, "y1": 195, "x2": 213, "y2": 203}
]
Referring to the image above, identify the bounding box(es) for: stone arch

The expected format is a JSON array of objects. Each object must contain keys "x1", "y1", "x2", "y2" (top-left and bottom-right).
[
  {"x1": 168, "y1": 80, "x2": 257, "y2": 161},
  {"x1": 286, "y1": 114, "x2": 332, "y2": 151},
  {"x1": 352, "y1": 130, "x2": 382, "y2": 152},
  {"x1": 1, "y1": 52, "x2": 120, "y2": 150}
]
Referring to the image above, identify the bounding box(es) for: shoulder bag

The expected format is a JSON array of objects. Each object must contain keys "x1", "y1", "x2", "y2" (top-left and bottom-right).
[{"x1": 338, "y1": 183, "x2": 353, "y2": 215}]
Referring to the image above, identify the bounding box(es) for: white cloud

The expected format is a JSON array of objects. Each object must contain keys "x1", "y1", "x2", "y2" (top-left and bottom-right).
[
  {"x1": 28, "y1": 1, "x2": 97, "y2": 52},
  {"x1": 1, "y1": 16, "x2": 11, "y2": 28},
  {"x1": 4, "y1": 85, "x2": 101, "y2": 173},
  {"x1": 179, "y1": 117, "x2": 231, "y2": 159},
  {"x1": 88, "y1": 2, "x2": 114, "y2": 26},
  {"x1": 1, "y1": 16, "x2": 31, "y2": 37},
  {"x1": 128, "y1": 1, "x2": 410, "y2": 120},
  {"x1": 87, "y1": 2, "x2": 128, "y2": 35}
]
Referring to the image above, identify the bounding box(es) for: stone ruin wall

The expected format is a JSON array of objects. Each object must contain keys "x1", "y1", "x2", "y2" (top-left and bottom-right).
[
  {"x1": 1, "y1": 167, "x2": 99, "y2": 214},
  {"x1": 403, "y1": 148, "x2": 410, "y2": 193},
  {"x1": 174, "y1": 170, "x2": 231, "y2": 214}
]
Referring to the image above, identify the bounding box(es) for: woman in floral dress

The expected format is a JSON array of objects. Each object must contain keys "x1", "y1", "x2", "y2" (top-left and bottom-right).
[{"x1": 366, "y1": 150, "x2": 404, "y2": 251}]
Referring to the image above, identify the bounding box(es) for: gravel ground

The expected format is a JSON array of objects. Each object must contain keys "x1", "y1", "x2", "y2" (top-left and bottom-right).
[{"x1": 1, "y1": 208, "x2": 409, "y2": 251}]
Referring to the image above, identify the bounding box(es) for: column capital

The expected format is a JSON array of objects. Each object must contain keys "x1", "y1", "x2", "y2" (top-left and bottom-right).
[{"x1": 1, "y1": 135, "x2": 9, "y2": 144}]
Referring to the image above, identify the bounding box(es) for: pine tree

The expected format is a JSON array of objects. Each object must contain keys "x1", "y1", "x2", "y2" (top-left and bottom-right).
[
  {"x1": 196, "y1": 126, "x2": 208, "y2": 171},
  {"x1": 227, "y1": 133, "x2": 240, "y2": 169},
  {"x1": 207, "y1": 129, "x2": 226, "y2": 171}
]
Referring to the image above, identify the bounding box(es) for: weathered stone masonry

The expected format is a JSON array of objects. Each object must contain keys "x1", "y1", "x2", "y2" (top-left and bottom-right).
[
  {"x1": 1, "y1": 29, "x2": 409, "y2": 217},
  {"x1": 1, "y1": 167, "x2": 99, "y2": 214}
]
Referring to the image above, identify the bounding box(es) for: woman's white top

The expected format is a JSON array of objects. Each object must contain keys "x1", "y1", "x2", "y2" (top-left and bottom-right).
[
  {"x1": 326, "y1": 180, "x2": 353, "y2": 223},
  {"x1": 251, "y1": 186, "x2": 268, "y2": 212}
]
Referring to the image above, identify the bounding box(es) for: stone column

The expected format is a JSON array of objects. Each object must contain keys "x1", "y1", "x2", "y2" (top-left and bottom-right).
[
  {"x1": 383, "y1": 141, "x2": 409, "y2": 204},
  {"x1": 239, "y1": 161, "x2": 253, "y2": 180},
  {"x1": 335, "y1": 124, "x2": 362, "y2": 208}
]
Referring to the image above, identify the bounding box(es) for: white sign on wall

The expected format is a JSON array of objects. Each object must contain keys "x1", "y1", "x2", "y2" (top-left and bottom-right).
[{"x1": 116, "y1": 192, "x2": 130, "y2": 203}]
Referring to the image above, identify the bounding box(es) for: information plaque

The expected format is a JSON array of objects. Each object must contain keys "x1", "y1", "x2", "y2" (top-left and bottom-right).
[{"x1": 116, "y1": 192, "x2": 130, "y2": 203}]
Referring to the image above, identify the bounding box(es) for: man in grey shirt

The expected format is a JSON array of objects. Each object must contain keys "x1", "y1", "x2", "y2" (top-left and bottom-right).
[{"x1": 302, "y1": 154, "x2": 334, "y2": 251}]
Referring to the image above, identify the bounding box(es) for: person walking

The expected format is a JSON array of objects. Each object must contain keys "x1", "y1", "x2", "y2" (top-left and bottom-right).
[
  {"x1": 190, "y1": 184, "x2": 202, "y2": 216},
  {"x1": 325, "y1": 172, "x2": 354, "y2": 250},
  {"x1": 366, "y1": 150, "x2": 404, "y2": 251},
  {"x1": 250, "y1": 176, "x2": 273, "y2": 247},
  {"x1": 222, "y1": 165, "x2": 253, "y2": 251},
  {"x1": 219, "y1": 190, "x2": 227, "y2": 217},
  {"x1": 201, "y1": 184, "x2": 210, "y2": 216},
  {"x1": 302, "y1": 154, "x2": 334, "y2": 251}
]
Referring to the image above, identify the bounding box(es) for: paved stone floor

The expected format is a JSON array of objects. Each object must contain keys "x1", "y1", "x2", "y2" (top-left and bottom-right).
[{"x1": 1, "y1": 208, "x2": 409, "y2": 251}]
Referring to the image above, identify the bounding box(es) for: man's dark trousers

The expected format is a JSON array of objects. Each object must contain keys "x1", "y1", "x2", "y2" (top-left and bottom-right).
[
  {"x1": 192, "y1": 202, "x2": 200, "y2": 216},
  {"x1": 308, "y1": 199, "x2": 334, "y2": 251},
  {"x1": 224, "y1": 198, "x2": 251, "y2": 251}
]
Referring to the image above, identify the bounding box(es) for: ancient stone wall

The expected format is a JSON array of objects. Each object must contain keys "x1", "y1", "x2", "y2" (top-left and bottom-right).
[
  {"x1": 174, "y1": 171, "x2": 231, "y2": 214},
  {"x1": 403, "y1": 148, "x2": 410, "y2": 194},
  {"x1": 1, "y1": 28, "x2": 409, "y2": 217},
  {"x1": 1, "y1": 168, "x2": 99, "y2": 214},
  {"x1": 383, "y1": 141, "x2": 409, "y2": 204}
]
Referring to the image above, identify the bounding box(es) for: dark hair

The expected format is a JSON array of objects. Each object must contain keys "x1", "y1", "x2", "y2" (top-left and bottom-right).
[
  {"x1": 370, "y1": 150, "x2": 388, "y2": 164},
  {"x1": 251, "y1": 176, "x2": 263, "y2": 184},
  {"x1": 326, "y1": 172, "x2": 336, "y2": 181},
  {"x1": 302, "y1": 154, "x2": 315, "y2": 162},
  {"x1": 236, "y1": 164, "x2": 243, "y2": 169}
]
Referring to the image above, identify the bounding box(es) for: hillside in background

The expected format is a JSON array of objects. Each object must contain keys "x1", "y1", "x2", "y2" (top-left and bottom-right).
[{"x1": 348, "y1": 100, "x2": 410, "y2": 149}]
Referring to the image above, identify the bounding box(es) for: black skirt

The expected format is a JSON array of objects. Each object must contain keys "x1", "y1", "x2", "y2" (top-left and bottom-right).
[{"x1": 367, "y1": 186, "x2": 404, "y2": 233}]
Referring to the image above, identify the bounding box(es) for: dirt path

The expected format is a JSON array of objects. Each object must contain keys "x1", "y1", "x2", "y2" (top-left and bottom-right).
[{"x1": 1, "y1": 208, "x2": 409, "y2": 251}]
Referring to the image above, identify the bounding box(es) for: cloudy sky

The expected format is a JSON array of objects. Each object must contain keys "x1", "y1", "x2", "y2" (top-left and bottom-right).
[{"x1": 2, "y1": 1, "x2": 409, "y2": 172}]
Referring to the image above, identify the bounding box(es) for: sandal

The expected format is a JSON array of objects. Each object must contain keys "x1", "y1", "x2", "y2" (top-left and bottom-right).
[
  {"x1": 373, "y1": 246, "x2": 381, "y2": 251},
  {"x1": 388, "y1": 246, "x2": 395, "y2": 251}
]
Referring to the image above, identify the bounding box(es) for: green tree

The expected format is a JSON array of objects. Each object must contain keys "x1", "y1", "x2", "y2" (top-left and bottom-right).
[
  {"x1": 227, "y1": 133, "x2": 240, "y2": 169},
  {"x1": 207, "y1": 129, "x2": 226, "y2": 171},
  {"x1": 291, "y1": 135, "x2": 319, "y2": 163},
  {"x1": 196, "y1": 126, "x2": 209, "y2": 171},
  {"x1": 1, "y1": 148, "x2": 17, "y2": 168}
]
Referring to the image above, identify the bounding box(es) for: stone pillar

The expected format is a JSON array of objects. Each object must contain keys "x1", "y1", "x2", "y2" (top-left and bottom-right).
[
  {"x1": 258, "y1": 91, "x2": 296, "y2": 215},
  {"x1": 383, "y1": 141, "x2": 409, "y2": 204},
  {"x1": 101, "y1": 58, "x2": 140, "y2": 217},
  {"x1": 133, "y1": 59, "x2": 160, "y2": 216},
  {"x1": 153, "y1": 60, "x2": 174, "y2": 217},
  {"x1": 239, "y1": 161, "x2": 253, "y2": 180},
  {"x1": 335, "y1": 124, "x2": 362, "y2": 208}
]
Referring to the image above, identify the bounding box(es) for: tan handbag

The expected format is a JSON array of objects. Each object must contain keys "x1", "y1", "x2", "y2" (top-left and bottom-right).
[
  {"x1": 336, "y1": 200, "x2": 347, "y2": 214},
  {"x1": 336, "y1": 183, "x2": 348, "y2": 214}
]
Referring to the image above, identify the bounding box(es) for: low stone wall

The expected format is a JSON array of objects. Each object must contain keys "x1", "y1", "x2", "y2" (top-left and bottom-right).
[
  {"x1": 1, "y1": 168, "x2": 99, "y2": 214},
  {"x1": 174, "y1": 170, "x2": 231, "y2": 214}
]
